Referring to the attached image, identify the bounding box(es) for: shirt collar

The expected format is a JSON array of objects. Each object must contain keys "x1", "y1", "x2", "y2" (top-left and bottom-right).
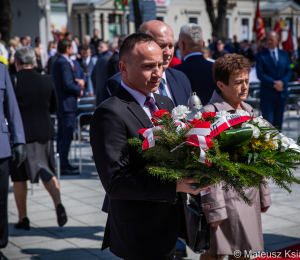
[
  {"x1": 61, "y1": 54, "x2": 70, "y2": 62},
  {"x1": 121, "y1": 81, "x2": 155, "y2": 107},
  {"x1": 184, "y1": 52, "x2": 202, "y2": 61},
  {"x1": 268, "y1": 47, "x2": 278, "y2": 54},
  {"x1": 162, "y1": 71, "x2": 167, "y2": 82}
]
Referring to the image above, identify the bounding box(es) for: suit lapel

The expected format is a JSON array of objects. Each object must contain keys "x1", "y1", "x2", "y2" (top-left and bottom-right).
[
  {"x1": 115, "y1": 85, "x2": 152, "y2": 128},
  {"x1": 165, "y1": 69, "x2": 179, "y2": 106},
  {"x1": 154, "y1": 93, "x2": 168, "y2": 110}
]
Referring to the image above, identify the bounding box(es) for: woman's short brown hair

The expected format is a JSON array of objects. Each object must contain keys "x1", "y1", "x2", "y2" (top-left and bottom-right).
[{"x1": 212, "y1": 53, "x2": 253, "y2": 85}]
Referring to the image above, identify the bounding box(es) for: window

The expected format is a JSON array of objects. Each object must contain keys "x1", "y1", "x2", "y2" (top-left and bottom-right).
[
  {"x1": 157, "y1": 16, "x2": 164, "y2": 22},
  {"x1": 189, "y1": 17, "x2": 198, "y2": 24},
  {"x1": 241, "y1": 18, "x2": 249, "y2": 40}
]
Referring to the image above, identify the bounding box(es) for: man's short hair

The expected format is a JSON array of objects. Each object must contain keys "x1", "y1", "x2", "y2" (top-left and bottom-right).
[
  {"x1": 212, "y1": 53, "x2": 252, "y2": 85},
  {"x1": 81, "y1": 44, "x2": 91, "y2": 51},
  {"x1": 180, "y1": 24, "x2": 203, "y2": 47},
  {"x1": 119, "y1": 33, "x2": 157, "y2": 62},
  {"x1": 98, "y1": 41, "x2": 107, "y2": 47},
  {"x1": 58, "y1": 38, "x2": 72, "y2": 53},
  {"x1": 84, "y1": 35, "x2": 91, "y2": 41},
  {"x1": 202, "y1": 46, "x2": 210, "y2": 54},
  {"x1": 15, "y1": 47, "x2": 36, "y2": 66},
  {"x1": 137, "y1": 22, "x2": 148, "y2": 34}
]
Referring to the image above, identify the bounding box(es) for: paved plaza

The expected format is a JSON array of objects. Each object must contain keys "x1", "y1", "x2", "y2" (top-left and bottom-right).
[{"x1": 2, "y1": 112, "x2": 300, "y2": 260}]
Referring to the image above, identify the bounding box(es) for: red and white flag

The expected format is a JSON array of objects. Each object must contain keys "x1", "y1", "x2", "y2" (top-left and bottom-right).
[{"x1": 252, "y1": 0, "x2": 265, "y2": 42}]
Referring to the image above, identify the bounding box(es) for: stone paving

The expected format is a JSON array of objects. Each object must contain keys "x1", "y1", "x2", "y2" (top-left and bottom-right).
[{"x1": 2, "y1": 111, "x2": 300, "y2": 260}]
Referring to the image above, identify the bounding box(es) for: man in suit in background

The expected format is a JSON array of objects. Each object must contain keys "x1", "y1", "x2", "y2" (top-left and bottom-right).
[
  {"x1": 52, "y1": 39, "x2": 85, "y2": 175},
  {"x1": 240, "y1": 39, "x2": 255, "y2": 63},
  {"x1": 77, "y1": 44, "x2": 95, "y2": 96},
  {"x1": 103, "y1": 20, "x2": 192, "y2": 106},
  {"x1": 91, "y1": 41, "x2": 113, "y2": 106},
  {"x1": 90, "y1": 33, "x2": 209, "y2": 260},
  {"x1": 0, "y1": 62, "x2": 26, "y2": 260},
  {"x1": 256, "y1": 31, "x2": 292, "y2": 130},
  {"x1": 173, "y1": 24, "x2": 218, "y2": 106},
  {"x1": 106, "y1": 37, "x2": 120, "y2": 79}
]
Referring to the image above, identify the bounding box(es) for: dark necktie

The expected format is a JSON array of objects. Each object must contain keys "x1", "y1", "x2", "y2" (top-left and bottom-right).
[
  {"x1": 159, "y1": 78, "x2": 168, "y2": 97},
  {"x1": 144, "y1": 96, "x2": 158, "y2": 116},
  {"x1": 271, "y1": 50, "x2": 277, "y2": 66},
  {"x1": 70, "y1": 61, "x2": 76, "y2": 71}
]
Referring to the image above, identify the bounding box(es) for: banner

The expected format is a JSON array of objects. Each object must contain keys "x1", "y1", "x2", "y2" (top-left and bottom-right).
[{"x1": 252, "y1": 0, "x2": 265, "y2": 42}]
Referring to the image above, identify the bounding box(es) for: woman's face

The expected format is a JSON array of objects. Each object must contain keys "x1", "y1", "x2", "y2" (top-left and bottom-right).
[{"x1": 218, "y1": 70, "x2": 249, "y2": 103}]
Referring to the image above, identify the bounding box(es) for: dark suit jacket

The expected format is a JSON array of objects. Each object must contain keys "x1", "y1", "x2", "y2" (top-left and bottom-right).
[
  {"x1": 52, "y1": 55, "x2": 82, "y2": 113},
  {"x1": 12, "y1": 69, "x2": 58, "y2": 143},
  {"x1": 173, "y1": 55, "x2": 218, "y2": 106},
  {"x1": 103, "y1": 67, "x2": 192, "y2": 106},
  {"x1": 90, "y1": 85, "x2": 189, "y2": 259},
  {"x1": 0, "y1": 62, "x2": 25, "y2": 159},
  {"x1": 240, "y1": 47, "x2": 255, "y2": 63},
  {"x1": 256, "y1": 49, "x2": 293, "y2": 99},
  {"x1": 91, "y1": 51, "x2": 113, "y2": 105},
  {"x1": 47, "y1": 54, "x2": 58, "y2": 75},
  {"x1": 107, "y1": 51, "x2": 120, "y2": 79}
]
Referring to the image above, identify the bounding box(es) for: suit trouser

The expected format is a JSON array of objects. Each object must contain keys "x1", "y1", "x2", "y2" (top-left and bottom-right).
[
  {"x1": 57, "y1": 112, "x2": 76, "y2": 168},
  {"x1": 0, "y1": 158, "x2": 9, "y2": 249},
  {"x1": 260, "y1": 98, "x2": 287, "y2": 130}
]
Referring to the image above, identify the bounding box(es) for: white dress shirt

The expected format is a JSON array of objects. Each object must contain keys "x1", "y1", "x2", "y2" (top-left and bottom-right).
[
  {"x1": 121, "y1": 81, "x2": 156, "y2": 119},
  {"x1": 184, "y1": 52, "x2": 202, "y2": 61},
  {"x1": 83, "y1": 56, "x2": 91, "y2": 65},
  {"x1": 268, "y1": 47, "x2": 278, "y2": 62},
  {"x1": 155, "y1": 71, "x2": 175, "y2": 105}
]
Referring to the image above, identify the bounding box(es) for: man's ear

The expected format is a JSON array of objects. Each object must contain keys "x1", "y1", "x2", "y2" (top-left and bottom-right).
[
  {"x1": 119, "y1": 60, "x2": 128, "y2": 76},
  {"x1": 217, "y1": 81, "x2": 224, "y2": 92},
  {"x1": 202, "y1": 40, "x2": 205, "y2": 47}
]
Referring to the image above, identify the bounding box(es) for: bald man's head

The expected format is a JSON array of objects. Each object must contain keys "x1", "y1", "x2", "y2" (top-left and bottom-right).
[
  {"x1": 137, "y1": 20, "x2": 174, "y2": 70},
  {"x1": 266, "y1": 30, "x2": 278, "y2": 50}
]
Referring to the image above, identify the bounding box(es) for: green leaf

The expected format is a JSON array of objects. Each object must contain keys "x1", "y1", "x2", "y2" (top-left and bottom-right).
[
  {"x1": 220, "y1": 127, "x2": 253, "y2": 149},
  {"x1": 253, "y1": 153, "x2": 259, "y2": 163},
  {"x1": 243, "y1": 148, "x2": 250, "y2": 156},
  {"x1": 248, "y1": 153, "x2": 253, "y2": 164}
]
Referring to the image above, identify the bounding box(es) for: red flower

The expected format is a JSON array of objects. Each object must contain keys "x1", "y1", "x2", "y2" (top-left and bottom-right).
[
  {"x1": 153, "y1": 109, "x2": 170, "y2": 119},
  {"x1": 202, "y1": 112, "x2": 216, "y2": 120},
  {"x1": 188, "y1": 118, "x2": 201, "y2": 125}
]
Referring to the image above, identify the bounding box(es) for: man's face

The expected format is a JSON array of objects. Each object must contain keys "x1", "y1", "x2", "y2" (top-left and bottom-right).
[
  {"x1": 81, "y1": 49, "x2": 91, "y2": 59},
  {"x1": 21, "y1": 39, "x2": 27, "y2": 46},
  {"x1": 94, "y1": 30, "x2": 99, "y2": 37},
  {"x1": 67, "y1": 45, "x2": 74, "y2": 56},
  {"x1": 84, "y1": 39, "x2": 90, "y2": 45},
  {"x1": 98, "y1": 43, "x2": 108, "y2": 54},
  {"x1": 217, "y1": 43, "x2": 224, "y2": 52},
  {"x1": 149, "y1": 25, "x2": 174, "y2": 71},
  {"x1": 120, "y1": 42, "x2": 163, "y2": 96},
  {"x1": 266, "y1": 33, "x2": 278, "y2": 50}
]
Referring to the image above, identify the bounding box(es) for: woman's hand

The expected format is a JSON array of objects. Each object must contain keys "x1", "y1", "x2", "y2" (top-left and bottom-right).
[
  {"x1": 261, "y1": 206, "x2": 270, "y2": 213},
  {"x1": 210, "y1": 220, "x2": 223, "y2": 227}
]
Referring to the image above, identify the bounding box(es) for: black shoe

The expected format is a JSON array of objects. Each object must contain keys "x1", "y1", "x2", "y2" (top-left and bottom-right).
[
  {"x1": 68, "y1": 164, "x2": 79, "y2": 170},
  {"x1": 0, "y1": 251, "x2": 9, "y2": 260},
  {"x1": 174, "y1": 248, "x2": 187, "y2": 259},
  {"x1": 61, "y1": 167, "x2": 79, "y2": 175},
  {"x1": 15, "y1": 217, "x2": 30, "y2": 230},
  {"x1": 56, "y1": 203, "x2": 68, "y2": 227}
]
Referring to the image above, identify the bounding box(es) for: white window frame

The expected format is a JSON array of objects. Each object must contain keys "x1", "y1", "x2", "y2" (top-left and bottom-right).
[
  {"x1": 188, "y1": 15, "x2": 200, "y2": 25},
  {"x1": 240, "y1": 17, "x2": 250, "y2": 41}
]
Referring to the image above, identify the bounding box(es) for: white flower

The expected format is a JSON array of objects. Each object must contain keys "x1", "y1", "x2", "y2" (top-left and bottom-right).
[
  {"x1": 235, "y1": 109, "x2": 250, "y2": 117},
  {"x1": 288, "y1": 138, "x2": 296, "y2": 145},
  {"x1": 265, "y1": 133, "x2": 270, "y2": 141},
  {"x1": 271, "y1": 140, "x2": 279, "y2": 150},
  {"x1": 280, "y1": 136, "x2": 290, "y2": 152},
  {"x1": 215, "y1": 110, "x2": 231, "y2": 118},
  {"x1": 172, "y1": 105, "x2": 191, "y2": 120},
  {"x1": 253, "y1": 116, "x2": 270, "y2": 128},
  {"x1": 274, "y1": 133, "x2": 285, "y2": 140},
  {"x1": 195, "y1": 111, "x2": 202, "y2": 120},
  {"x1": 242, "y1": 123, "x2": 260, "y2": 138}
]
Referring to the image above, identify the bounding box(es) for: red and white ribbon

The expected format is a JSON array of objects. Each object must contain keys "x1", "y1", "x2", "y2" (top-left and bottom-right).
[{"x1": 139, "y1": 126, "x2": 162, "y2": 150}]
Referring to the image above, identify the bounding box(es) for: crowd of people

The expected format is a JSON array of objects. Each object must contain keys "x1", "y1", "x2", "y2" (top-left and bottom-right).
[{"x1": 0, "y1": 18, "x2": 298, "y2": 260}]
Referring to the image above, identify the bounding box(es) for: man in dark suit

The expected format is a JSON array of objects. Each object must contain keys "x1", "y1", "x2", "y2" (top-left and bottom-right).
[
  {"x1": 106, "y1": 37, "x2": 120, "y2": 79},
  {"x1": 240, "y1": 39, "x2": 255, "y2": 63},
  {"x1": 90, "y1": 33, "x2": 208, "y2": 260},
  {"x1": 103, "y1": 20, "x2": 192, "y2": 107},
  {"x1": 91, "y1": 42, "x2": 113, "y2": 105},
  {"x1": 0, "y1": 62, "x2": 26, "y2": 260},
  {"x1": 77, "y1": 44, "x2": 94, "y2": 96},
  {"x1": 256, "y1": 31, "x2": 292, "y2": 130},
  {"x1": 173, "y1": 24, "x2": 218, "y2": 106},
  {"x1": 52, "y1": 39, "x2": 85, "y2": 175}
]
